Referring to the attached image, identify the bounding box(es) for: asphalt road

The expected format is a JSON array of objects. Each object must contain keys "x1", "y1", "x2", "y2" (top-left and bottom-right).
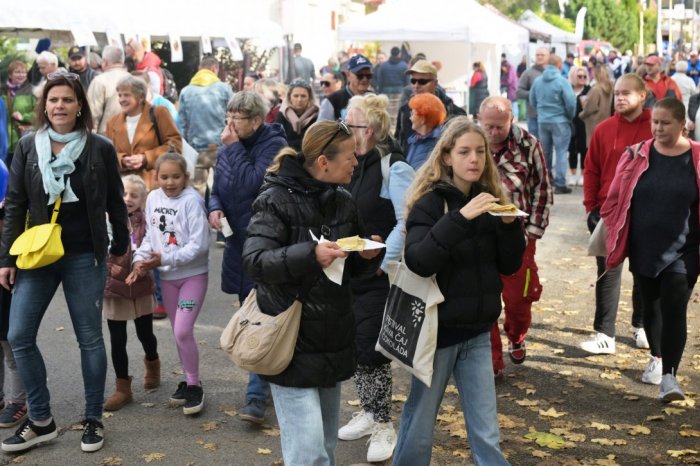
[{"x1": 1, "y1": 186, "x2": 698, "y2": 466}]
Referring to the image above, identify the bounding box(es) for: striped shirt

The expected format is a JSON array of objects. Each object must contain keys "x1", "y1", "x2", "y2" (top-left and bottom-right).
[{"x1": 493, "y1": 125, "x2": 553, "y2": 239}]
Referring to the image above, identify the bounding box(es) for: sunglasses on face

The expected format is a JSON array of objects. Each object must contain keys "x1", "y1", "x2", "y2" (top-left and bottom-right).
[
  {"x1": 320, "y1": 120, "x2": 351, "y2": 155},
  {"x1": 355, "y1": 73, "x2": 373, "y2": 81},
  {"x1": 320, "y1": 81, "x2": 332, "y2": 87},
  {"x1": 47, "y1": 71, "x2": 80, "y2": 81},
  {"x1": 577, "y1": 74, "x2": 587, "y2": 78},
  {"x1": 411, "y1": 78, "x2": 434, "y2": 85}
]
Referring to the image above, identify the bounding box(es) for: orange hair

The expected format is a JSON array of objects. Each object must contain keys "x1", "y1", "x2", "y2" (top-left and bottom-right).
[{"x1": 408, "y1": 93, "x2": 447, "y2": 129}]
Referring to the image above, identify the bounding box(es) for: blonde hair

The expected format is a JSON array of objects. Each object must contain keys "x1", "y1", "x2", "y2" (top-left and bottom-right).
[
  {"x1": 122, "y1": 174, "x2": 147, "y2": 196},
  {"x1": 568, "y1": 65, "x2": 588, "y2": 85},
  {"x1": 347, "y1": 94, "x2": 390, "y2": 150},
  {"x1": 593, "y1": 64, "x2": 613, "y2": 95},
  {"x1": 268, "y1": 120, "x2": 354, "y2": 173},
  {"x1": 405, "y1": 116, "x2": 506, "y2": 214}
]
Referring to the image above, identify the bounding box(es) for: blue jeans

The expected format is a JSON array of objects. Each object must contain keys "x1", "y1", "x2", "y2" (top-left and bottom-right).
[
  {"x1": 246, "y1": 372, "x2": 270, "y2": 402},
  {"x1": 270, "y1": 382, "x2": 341, "y2": 466},
  {"x1": 526, "y1": 116, "x2": 539, "y2": 139},
  {"x1": 8, "y1": 253, "x2": 107, "y2": 421},
  {"x1": 393, "y1": 332, "x2": 509, "y2": 466},
  {"x1": 538, "y1": 122, "x2": 571, "y2": 188}
]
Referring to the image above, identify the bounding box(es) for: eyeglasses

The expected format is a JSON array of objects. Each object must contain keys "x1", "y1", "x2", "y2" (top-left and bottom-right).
[
  {"x1": 354, "y1": 73, "x2": 373, "y2": 81},
  {"x1": 320, "y1": 120, "x2": 351, "y2": 155},
  {"x1": 577, "y1": 74, "x2": 587, "y2": 79},
  {"x1": 411, "y1": 78, "x2": 434, "y2": 85},
  {"x1": 320, "y1": 81, "x2": 332, "y2": 87},
  {"x1": 346, "y1": 124, "x2": 368, "y2": 129},
  {"x1": 47, "y1": 71, "x2": 80, "y2": 81}
]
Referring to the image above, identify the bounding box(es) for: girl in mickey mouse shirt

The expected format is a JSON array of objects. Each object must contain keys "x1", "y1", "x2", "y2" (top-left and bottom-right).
[{"x1": 127, "y1": 151, "x2": 210, "y2": 416}]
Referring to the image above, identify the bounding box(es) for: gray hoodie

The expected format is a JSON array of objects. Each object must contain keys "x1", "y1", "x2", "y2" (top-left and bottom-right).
[{"x1": 516, "y1": 64, "x2": 544, "y2": 119}]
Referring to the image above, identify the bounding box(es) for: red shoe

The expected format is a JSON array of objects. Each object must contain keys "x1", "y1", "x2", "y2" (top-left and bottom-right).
[
  {"x1": 153, "y1": 304, "x2": 167, "y2": 320},
  {"x1": 508, "y1": 340, "x2": 526, "y2": 364}
]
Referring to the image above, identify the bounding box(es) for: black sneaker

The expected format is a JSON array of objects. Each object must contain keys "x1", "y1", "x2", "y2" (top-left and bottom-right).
[
  {"x1": 183, "y1": 384, "x2": 204, "y2": 415},
  {"x1": 554, "y1": 186, "x2": 572, "y2": 194},
  {"x1": 80, "y1": 419, "x2": 104, "y2": 453},
  {"x1": 239, "y1": 399, "x2": 266, "y2": 424},
  {"x1": 1, "y1": 418, "x2": 58, "y2": 452},
  {"x1": 169, "y1": 381, "x2": 187, "y2": 406}
]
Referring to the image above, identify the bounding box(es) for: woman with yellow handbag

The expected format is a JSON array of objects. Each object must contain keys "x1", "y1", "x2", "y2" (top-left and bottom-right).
[{"x1": 0, "y1": 72, "x2": 129, "y2": 454}]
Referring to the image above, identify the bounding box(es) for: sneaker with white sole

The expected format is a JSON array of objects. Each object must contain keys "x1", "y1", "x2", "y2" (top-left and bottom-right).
[
  {"x1": 580, "y1": 332, "x2": 616, "y2": 354},
  {"x1": 338, "y1": 410, "x2": 375, "y2": 441},
  {"x1": 632, "y1": 327, "x2": 649, "y2": 349},
  {"x1": 0, "y1": 403, "x2": 28, "y2": 428},
  {"x1": 641, "y1": 356, "x2": 662, "y2": 385},
  {"x1": 366, "y1": 421, "x2": 397, "y2": 463},
  {"x1": 1, "y1": 418, "x2": 58, "y2": 452},
  {"x1": 659, "y1": 373, "x2": 685, "y2": 402},
  {"x1": 80, "y1": 418, "x2": 104, "y2": 452}
]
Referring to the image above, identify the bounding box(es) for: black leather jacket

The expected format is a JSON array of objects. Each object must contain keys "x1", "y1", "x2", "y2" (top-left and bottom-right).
[
  {"x1": 0, "y1": 133, "x2": 129, "y2": 267},
  {"x1": 242, "y1": 156, "x2": 382, "y2": 388}
]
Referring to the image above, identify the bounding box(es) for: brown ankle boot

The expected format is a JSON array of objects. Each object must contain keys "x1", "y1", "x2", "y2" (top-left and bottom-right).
[
  {"x1": 144, "y1": 356, "x2": 161, "y2": 389},
  {"x1": 104, "y1": 377, "x2": 133, "y2": 411}
]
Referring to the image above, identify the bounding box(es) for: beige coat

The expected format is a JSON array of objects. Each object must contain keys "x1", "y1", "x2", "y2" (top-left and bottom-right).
[
  {"x1": 86, "y1": 66, "x2": 131, "y2": 135},
  {"x1": 579, "y1": 85, "x2": 613, "y2": 146},
  {"x1": 106, "y1": 102, "x2": 182, "y2": 191}
]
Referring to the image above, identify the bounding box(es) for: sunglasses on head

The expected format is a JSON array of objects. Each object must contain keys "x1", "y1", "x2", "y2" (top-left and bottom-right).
[
  {"x1": 411, "y1": 78, "x2": 434, "y2": 85},
  {"x1": 320, "y1": 120, "x2": 351, "y2": 155},
  {"x1": 355, "y1": 73, "x2": 373, "y2": 81},
  {"x1": 320, "y1": 80, "x2": 332, "y2": 87},
  {"x1": 47, "y1": 71, "x2": 80, "y2": 81}
]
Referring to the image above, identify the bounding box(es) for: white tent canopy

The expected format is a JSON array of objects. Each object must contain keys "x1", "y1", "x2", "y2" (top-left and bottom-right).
[
  {"x1": 517, "y1": 10, "x2": 580, "y2": 45},
  {"x1": 337, "y1": 0, "x2": 529, "y2": 109},
  {"x1": 0, "y1": 0, "x2": 284, "y2": 47}
]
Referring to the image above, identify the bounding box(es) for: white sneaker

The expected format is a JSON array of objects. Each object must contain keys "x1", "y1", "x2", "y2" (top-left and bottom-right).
[
  {"x1": 366, "y1": 422, "x2": 397, "y2": 463},
  {"x1": 577, "y1": 174, "x2": 584, "y2": 186},
  {"x1": 641, "y1": 356, "x2": 662, "y2": 385},
  {"x1": 567, "y1": 174, "x2": 575, "y2": 186},
  {"x1": 659, "y1": 372, "x2": 685, "y2": 402},
  {"x1": 338, "y1": 410, "x2": 375, "y2": 441},
  {"x1": 633, "y1": 327, "x2": 650, "y2": 349},
  {"x1": 580, "y1": 332, "x2": 616, "y2": 354}
]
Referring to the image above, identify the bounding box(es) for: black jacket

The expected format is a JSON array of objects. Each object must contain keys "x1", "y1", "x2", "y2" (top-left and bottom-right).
[
  {"x1": 395, "y1": 88, "x2": 466, "y2": 152},
  {"x1": 242, "y1": 156, "x2": 382, "y2": 388},
  {"x1": 404, "y1": 182, "x2": 525, "y2": 342},
  {"x1": 0, "y1": 133, "x2": 129, "y2": 267}
]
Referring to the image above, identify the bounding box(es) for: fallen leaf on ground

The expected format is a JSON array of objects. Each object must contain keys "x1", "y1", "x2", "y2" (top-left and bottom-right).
[
  {"x1": 523, "y1": 430, "x2": 572, "y2": 449},
  {"x1": 200, "y1": 421, "x2": 219, "y2": 432},
  {"x1": 55, "y1": 327, "x2": 64, "y2": 331},
  {"x1": 531, "y1": 449, "x2": 550, "y2": 458},
  {"x1": 262, "y1": 426, "x2": 280, "y2": 437},
  {"x1": 539, "y1": 407, "x2": 568, "y2": 418},
  {"x1": 663, "y1": 407, "x2": 685, "y2": 416},
  {"x1": 672, "y1": 399, "x2": 696, "y2": 408},
  {"x1": 600, "y1": 370, "x2": 622, "y2": 380},
  {"x1": 590, "y1": 422, "x2": 611, "y2": 430},
  {"x1": 668, "y1": 449, "x2": 699, "y2": 458},
  {"x1": 646, "y1": 415, "x2": 665, "y2": 422},
  {"x1": 452, "y1": 449, "x2": 468, "y2": 458},
  {"x1": 257, "y1": 448, "x2": 272, "y2": 455},
  {"x1": 103, "y1": 412, "x2": 113, "y2": 418},
  {"x1": 516, "y1": 399, "x2": 539, "y2": 407},
  {"x1": 141, "y1": 402, "x2": 154, "y2": 408},
  {"x1": 445, "y1": 384, "x2": 458, "y2": 394},
  {"x1": 594, "y1": 455, "x2": 620, "y2": 466},
  {"x1": 99, "y1": 458, "x2": 123, "y2": 466},
  {"x1": 391, "y1": 394, "x2": 407, "y2": 403},
  {"x1": 346, "y1": 399, "x2": 360, "y2": 406},
  {"x1": 11, "y1": 456, "x2": 26, "y2": 464},
  {"x1": 680, "y1": 429, "x2": 700, "y2": 437},
  {"x1": 591, "y1": 438, "x2": 627, "y2": 446},
  {"x1": 143, "y1": 453, "x2": 166, "y2": 463},
  {"x1": 628, "y1": 425, "x2": 651, "y2": 435}
]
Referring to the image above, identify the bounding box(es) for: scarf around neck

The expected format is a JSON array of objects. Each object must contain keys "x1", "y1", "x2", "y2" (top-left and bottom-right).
[
  {"x1": 5, "y1": 80, "x2": 22, "y2": 97},
  {"x1": 35, "y1": 127, "x2": 87, "y2": 204}
]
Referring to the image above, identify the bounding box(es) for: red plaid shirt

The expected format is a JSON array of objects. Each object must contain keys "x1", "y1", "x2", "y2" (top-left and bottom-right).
[{"x1": 492, "y1": 125, "x2": 553, "y2": 239}]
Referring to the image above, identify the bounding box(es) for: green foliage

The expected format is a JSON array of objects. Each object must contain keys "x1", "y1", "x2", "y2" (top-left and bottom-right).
[
  {"x1": 541, "y1": 12, "x2": 575, "y2": 33},
  {"x1": 565, "y1": 0, "x2": 640, "y2": 51},
  {"x1": 0, "y1": 36, "x2": 29, "y2": 82}
]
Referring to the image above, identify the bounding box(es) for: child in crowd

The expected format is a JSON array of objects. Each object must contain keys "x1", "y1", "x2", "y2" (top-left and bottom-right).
[
  {"x1": 103, "y1": 175, "x2": 160, "y2": 411},
  {"x1": 127, "y1": 152, "x2": 210, "y2": 415}
]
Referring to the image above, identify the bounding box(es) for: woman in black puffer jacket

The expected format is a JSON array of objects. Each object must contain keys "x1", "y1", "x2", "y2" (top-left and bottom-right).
[
  {"x1": 242, "y1": 120, "x2": 382, "y2": 466},
  {"x1": 393, "y1": 117, "x2": 524, "y2": 466}
]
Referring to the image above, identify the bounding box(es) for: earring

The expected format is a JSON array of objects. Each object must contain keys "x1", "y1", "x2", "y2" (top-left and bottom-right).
[
  {"x1": 44, "y1": 110, "x2": 48, "y2": 116},
  {"x1": 324, "y1": 168, "x2": 328, "y2": 172},
  {"x1": 77, "y1": 111, "x2": 82, "y2": 117}
]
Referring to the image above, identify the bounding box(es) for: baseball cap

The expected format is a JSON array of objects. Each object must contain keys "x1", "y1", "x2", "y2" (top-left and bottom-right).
[
  {"x1": 406, "y1": 59, "x2": 437, "y2": 77},
  {"x1": 68, "y1": 46, "x2": 86, "y2": 59},
  {"x1": 347, "y1": 54, "x2": 371, "y2": 74},
  {"x1": 691, "y1": 51, "x2": 698, "y2": 57},
  {"x1": 644, "y1": 55, "x2": 662, "y2": 65}
]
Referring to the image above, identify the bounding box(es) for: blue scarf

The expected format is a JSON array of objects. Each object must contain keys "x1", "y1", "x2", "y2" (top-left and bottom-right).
[{"x1": 35, "y1": 128, "x2": 86, "y2": 204}]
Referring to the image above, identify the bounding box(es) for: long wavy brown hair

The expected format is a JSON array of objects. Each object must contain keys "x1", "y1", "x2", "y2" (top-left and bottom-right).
[{"x1": 405, "y1": 116, "x2": 507, "y2": 215}]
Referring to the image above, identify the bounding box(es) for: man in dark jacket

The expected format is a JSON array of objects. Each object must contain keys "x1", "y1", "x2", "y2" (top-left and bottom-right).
[
  {"x1": 68, "y1": 46, "x2": 99, "y2": 91},
  {"x1": 207, "y1": 91, "x2": 287, "y2": 425},
  {"x1": 394, "y1": 60, "x2": 466, "y2": 152},
  {"x1": 318, "y1": 54, "x2": 373, "y2": 121},
  {"x1": 376, "y1": 47, "x2": 408, "y2": 95}
]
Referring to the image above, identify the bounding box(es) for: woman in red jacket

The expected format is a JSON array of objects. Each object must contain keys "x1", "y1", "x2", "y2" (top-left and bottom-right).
[{"x1": 602, "y1": 97, "x2": 700, "y2": 402}]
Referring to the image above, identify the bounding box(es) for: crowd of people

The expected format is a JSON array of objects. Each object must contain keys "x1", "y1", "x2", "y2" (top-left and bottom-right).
[{"x1": 0, "y1": 38, "x2": 697, "y2": 466}]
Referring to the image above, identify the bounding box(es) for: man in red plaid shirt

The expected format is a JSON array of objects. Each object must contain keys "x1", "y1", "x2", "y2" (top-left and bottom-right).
[{"x1": 479, "y1": 96, "x2": 553, "y2": 378}]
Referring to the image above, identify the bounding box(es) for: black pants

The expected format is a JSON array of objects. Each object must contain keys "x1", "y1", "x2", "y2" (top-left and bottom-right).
[
  {"x1": 588, "y1": 211, "x2": 644, "y2": 337},
  {"x1": 634, "y1": 272, "x2": 696, "y2": 375},
  {"x1": 107, "y1": 315, "x2": 158, "y2": 380}
]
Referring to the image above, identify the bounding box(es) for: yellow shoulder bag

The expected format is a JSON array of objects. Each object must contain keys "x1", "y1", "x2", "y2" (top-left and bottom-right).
[{"x1": 9, "y1": 197, "x2": 64, "y2": 270}]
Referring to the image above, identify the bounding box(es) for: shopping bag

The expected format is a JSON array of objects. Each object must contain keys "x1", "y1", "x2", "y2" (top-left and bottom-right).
[
  {"x1": 587, "y1": 219, "x2": 607, "y2": 257},
  {"x1": 375, "y1": 260, "x2": 444, "y2": 387}
]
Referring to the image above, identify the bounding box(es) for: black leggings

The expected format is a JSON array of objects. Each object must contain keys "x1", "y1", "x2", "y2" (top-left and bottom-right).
[
  {"x1": 107, "y1": 315, "x2": 158, "y2": 380},
  {"x1": 634, "y1": 272, "x2": 696, "y2": 375}
]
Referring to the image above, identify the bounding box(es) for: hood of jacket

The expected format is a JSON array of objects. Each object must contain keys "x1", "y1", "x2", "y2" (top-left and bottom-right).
[
  {"x1": 189, "y1": 69, "x2": 221, "y2": 87},
  {"x1": 542, "y1": 65, "x2": 562, "y2": 81}
]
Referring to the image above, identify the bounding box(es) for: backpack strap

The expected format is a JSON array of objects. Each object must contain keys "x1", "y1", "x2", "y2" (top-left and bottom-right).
[{"x1": 149, "y1": 106, "x2": 162, "y2": 146}]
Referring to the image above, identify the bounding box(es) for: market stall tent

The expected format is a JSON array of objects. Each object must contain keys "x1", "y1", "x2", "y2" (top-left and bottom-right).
[{"x1": 337, "y1": 0, "x2": 530, "y2": 109}]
